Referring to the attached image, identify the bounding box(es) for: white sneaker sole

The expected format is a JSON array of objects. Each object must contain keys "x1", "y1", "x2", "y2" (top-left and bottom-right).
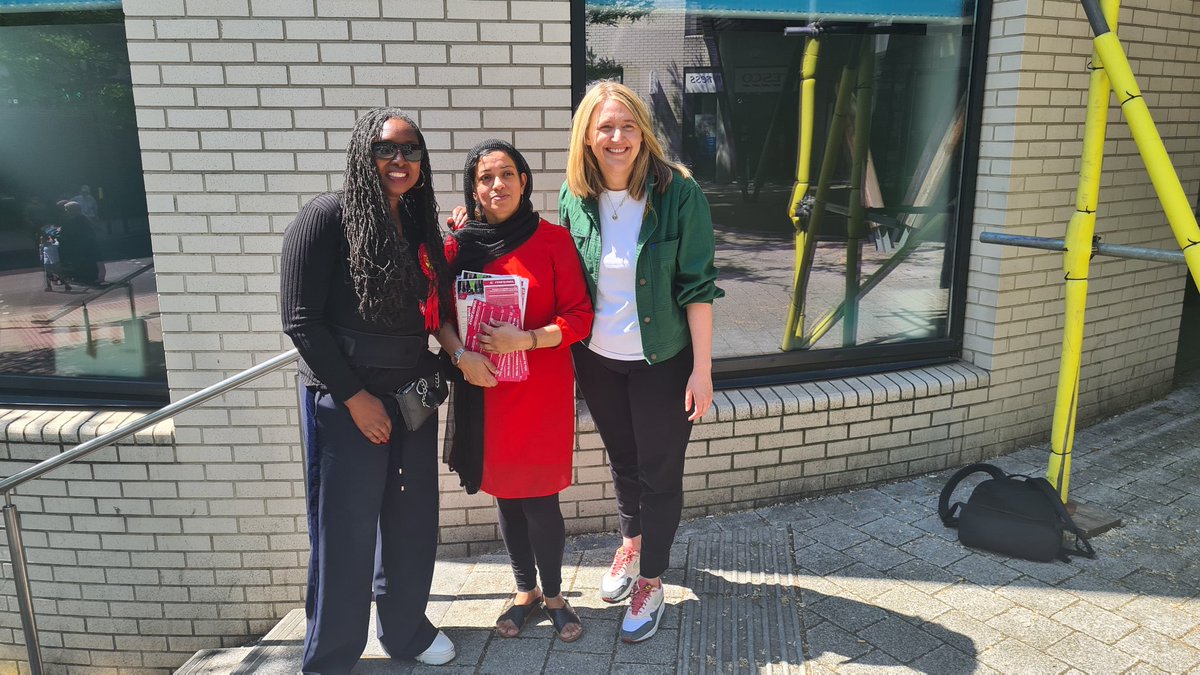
[
  {"x1": 414, "y1": 645, "x2": 456, "y2": 666},
  {"x1": 600, "y1": 576, "x2": 635, "y2": 603},
  {"x1": 620, "y1": 607, "x2": 663, "y2": 643}
]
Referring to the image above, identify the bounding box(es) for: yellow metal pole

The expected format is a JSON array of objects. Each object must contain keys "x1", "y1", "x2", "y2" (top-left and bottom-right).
[
  {"x1": 1046, "y1": 0, "x2": 1120, "y2": 501},
  {"x1": 783, "y1": 41, "x2": 859, "y2": 350},
  {"x1": 782, "y1": 36, "x2": 820, "y2": 350},
  {"x1": 844, "y1": 39, "x2": 875, "y2": 346},
  {"x1": 1092, "y1": 27, "x2": 1200, "y2": 289}
]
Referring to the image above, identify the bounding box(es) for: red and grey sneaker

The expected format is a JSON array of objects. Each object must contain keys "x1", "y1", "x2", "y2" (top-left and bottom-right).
[
  {"x1": 620, "y1": 580, "x2": 665, "y2": 643},
  {"x1": 601, "y1": 545, "x2": 640, "y2": 603}
]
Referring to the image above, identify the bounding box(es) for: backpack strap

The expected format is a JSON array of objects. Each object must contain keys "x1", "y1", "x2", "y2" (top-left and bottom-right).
[
  {"x1": 938, "y1": 463, "x2": 1009, "y2": 527},
  {"x1": 1027, "y1": 477, "x2": 1097, "y2": 560}
]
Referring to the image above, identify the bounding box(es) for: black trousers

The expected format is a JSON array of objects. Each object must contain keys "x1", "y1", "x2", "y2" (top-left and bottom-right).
[
  {"x1": 572, "y1": 345, "x2": 694, "y2": 579},
  {"x1": 496, "y1": 494, "x2": 566, "y2": 598},
  {"x1": 300, "y1": 387, "x2": 439, "y2": 675}
]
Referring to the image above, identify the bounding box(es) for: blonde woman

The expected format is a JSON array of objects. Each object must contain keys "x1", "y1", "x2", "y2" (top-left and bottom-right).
[{"x1": 559, "y1": 81, "x2": 723, "y2": 643}]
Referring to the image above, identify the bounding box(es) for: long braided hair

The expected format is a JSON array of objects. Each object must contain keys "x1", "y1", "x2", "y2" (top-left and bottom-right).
[{"x1": 340, "y1": 108, "x2": 452, "y2": 327}]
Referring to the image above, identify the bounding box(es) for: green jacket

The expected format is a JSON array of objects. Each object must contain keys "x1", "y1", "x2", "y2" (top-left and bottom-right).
[{"x1": 559, "y1": 171, "x2": 724, "y2": 364}]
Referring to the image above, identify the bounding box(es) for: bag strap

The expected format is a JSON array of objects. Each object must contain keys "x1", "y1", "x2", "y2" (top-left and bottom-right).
[
  {"x1": 938, "y1": 463, "x2": 1009, "y2": 527},
  {"x1": 1027, "y1": 477, "x2": 1097, "y2": 560}
]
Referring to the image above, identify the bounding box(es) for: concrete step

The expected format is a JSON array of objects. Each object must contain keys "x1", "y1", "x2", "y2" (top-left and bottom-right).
[{"x1": 176, "y1": 608, "x2": 306, "y2": 674}]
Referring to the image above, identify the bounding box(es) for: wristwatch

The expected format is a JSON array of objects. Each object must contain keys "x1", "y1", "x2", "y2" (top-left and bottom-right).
[{"x1": 451, "y1": 346, "x2": 466, "y2": 366}]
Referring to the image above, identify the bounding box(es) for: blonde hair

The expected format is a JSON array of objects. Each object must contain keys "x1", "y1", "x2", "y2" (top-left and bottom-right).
[{"x1": 566, "y1": 80, "x2": 691, "y2": 201}]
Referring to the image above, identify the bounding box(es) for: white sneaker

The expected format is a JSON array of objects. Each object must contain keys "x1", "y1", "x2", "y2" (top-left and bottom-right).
[
  {"x1": 414, "y1": 630, "x2": 455, "y2": 665},
  {"x1": 620, "y1": 580, "x2": 665, "y2": 643},
  {"x1": 600, "y1": 545, "x2": 640, "y2": 603}
]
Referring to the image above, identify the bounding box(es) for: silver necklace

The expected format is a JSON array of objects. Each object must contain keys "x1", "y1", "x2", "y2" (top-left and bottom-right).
[{"x1": 605, "y1": 190, "x2": 630, "y2": 220}]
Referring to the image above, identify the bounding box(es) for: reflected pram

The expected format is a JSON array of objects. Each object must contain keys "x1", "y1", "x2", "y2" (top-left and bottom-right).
[{"x1": 39, "y1": 225, "x2": 70, "y2": 291}]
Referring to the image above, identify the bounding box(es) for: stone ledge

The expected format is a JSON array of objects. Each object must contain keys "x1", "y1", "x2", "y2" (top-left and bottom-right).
[
  {"x1": 577, "y1": 361, "x2": 990, "y2": 432},
  {"x1": 0, "y1": 408, "x2": 175, "y2": 447}
]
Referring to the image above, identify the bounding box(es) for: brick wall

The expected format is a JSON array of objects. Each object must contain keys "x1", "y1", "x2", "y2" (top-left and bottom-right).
[
  {"x1": 965, "y1": 0, "x2": 1198, "y2": 457},
  {"x1": 1, "y1": 0, "x2": 1198, "y2": 671}
]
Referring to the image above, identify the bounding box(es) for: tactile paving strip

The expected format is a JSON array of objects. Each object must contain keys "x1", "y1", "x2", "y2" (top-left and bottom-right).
[{"x1": 677, "y1": 527, "x2": 805, "y2": 674}]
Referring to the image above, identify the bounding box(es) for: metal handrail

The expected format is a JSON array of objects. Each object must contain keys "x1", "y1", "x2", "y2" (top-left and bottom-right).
[
  {"x1": 36, "y1": 262, "x2": 156, "y2": 325},
  {"x1": 1, "y1": 348, "x2": 300, "y2": 675}
]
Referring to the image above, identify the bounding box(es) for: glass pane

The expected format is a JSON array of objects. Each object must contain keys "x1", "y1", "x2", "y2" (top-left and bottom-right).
[
  {"x1": 0, "y1": 10, "x2": 164, "y2": 388},
  {"x1": 584, "y1": 1, "x2": 977, "y2": 360}
]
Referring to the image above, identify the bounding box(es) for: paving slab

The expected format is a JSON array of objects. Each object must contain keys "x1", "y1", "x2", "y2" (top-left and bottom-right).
[{"x1": 177, "y1": 375, "x2": 1200, "y2": 674}]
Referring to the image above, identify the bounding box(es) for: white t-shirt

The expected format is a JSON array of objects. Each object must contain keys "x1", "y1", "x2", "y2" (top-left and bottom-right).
[{"x1": 589, "y1": 189, "x2": 648, "y2": 361}]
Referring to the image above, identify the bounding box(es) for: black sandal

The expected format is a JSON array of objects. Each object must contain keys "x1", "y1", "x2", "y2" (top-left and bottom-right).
[
  {"x1": 495, "y1": 596, "x2": 543, "y2": 637},
  {"x1": 545, "y1": 599, "x2": 583, "y2": 643}
]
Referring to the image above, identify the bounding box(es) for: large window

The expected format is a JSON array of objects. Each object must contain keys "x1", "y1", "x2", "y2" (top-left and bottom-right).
[
  {"x1": 578, "y1": 0, "x2": 989, "y2": 383},
  {"x1": 0, "y1": 4, "x2": 164, "y2": 404}
]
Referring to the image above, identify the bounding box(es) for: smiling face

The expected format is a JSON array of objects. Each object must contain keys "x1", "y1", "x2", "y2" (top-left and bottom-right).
[
  {"x1": 473, "y1": 150, "x2": 528, "y2": 224},
  {"x1": 586, "y1": 98, "x2": 643, "y2": 190},
  {"x1": 373, "y1": 117, "x2": 422, "y2": 204}
]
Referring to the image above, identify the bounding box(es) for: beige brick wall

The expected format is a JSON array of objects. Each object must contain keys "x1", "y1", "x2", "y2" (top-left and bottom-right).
[
  {"x1": 2, "y1": 0, "x2": 1199, "y2": 671},
  {"x1": 965, "y1": 0, "x2": 1198, "y2": 458}
]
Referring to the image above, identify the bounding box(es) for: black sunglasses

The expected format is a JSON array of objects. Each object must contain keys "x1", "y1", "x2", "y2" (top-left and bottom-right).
[{"x1": 370, "y1": 141, "x2": 424, "y2": 162}]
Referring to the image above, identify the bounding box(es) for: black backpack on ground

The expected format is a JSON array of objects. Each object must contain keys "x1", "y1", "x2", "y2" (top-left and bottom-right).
[{"x1": 938, "y1": 463, "x2": 1096, "y2": 563}]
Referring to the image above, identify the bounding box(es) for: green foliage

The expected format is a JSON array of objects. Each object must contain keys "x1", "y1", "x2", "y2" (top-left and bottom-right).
[
  {"x1": 586, "y1": 0, "x2": 654, "y2": 26},
  {"x1": 585, "y1": 48, "x2": 624, "y2": 84},
  {"x1": 0, "y1": 21, "x2": 134, "y2": 127}
]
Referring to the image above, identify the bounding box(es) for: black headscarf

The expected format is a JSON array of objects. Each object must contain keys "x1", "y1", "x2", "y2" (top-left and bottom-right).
[{"x1": 450, "y1": 139, "x2": 541, "y2": 273}]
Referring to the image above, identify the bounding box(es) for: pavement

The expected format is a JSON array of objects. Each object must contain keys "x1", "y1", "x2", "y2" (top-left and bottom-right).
[{"x1": 179, "y1": 373, "x2": 1200, "y2": 674}]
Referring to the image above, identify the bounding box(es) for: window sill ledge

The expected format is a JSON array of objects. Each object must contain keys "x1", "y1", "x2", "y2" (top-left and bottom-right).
[
  {"x1": 579, "y1": 360, "x2": 989, "y2": 430},
  {"x1": 0, "y1": 408, "x2": 174, "y2": 447}
]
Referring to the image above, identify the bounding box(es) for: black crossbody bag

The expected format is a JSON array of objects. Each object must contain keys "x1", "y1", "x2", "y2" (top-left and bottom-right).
[
  {"x1": 330, "y1": 326, "x2": 449, "y2": 432},
  {"x1": 938, "y1": 463, "x2": 1096, "y2": 563},
  {"x1": 391, "y1": 367, "x2": 449, "y2": 432}
]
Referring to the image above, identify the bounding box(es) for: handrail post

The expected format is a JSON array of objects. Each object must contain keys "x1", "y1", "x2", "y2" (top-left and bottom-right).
[
  {"x1": 81, "y1": 303, "x2": 93, "y2": 350},
  {"x1": 127, "y1": 282, "x2": 137, "y2": 321},
  {"x1": 4, "y1": 494, "x2": 44, "y2": 675}
]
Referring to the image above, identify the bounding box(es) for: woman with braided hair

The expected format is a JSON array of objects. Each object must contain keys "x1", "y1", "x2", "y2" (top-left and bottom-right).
[
  {"x1": 438, "y1": 139, "x2": 593, "y2": 642},
  {"x1": 281, "y1": 108, "x2": 457, "y2": 672}
]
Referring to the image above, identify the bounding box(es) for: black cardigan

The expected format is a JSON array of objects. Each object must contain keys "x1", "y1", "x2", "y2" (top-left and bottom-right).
[{"x1": 280, "y1": 192, "x2": 428, "y2": 401}]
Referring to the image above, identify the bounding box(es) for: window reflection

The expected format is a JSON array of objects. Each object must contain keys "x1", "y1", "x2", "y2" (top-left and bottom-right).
[
  {"x1": 584, "y1": 1, "x2": 976, "y2": 360},
  {"x1": 0, "y1": 9, "x2": 164, "y2": 395}
]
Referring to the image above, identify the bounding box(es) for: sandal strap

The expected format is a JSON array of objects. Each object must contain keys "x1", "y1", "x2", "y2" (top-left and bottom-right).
[
  {"x1": 497, "y1": 597, "x2": 542, "y2": 628},
  {"x1": 545, "y1": 602, "x2": 581, "y2": 631}
]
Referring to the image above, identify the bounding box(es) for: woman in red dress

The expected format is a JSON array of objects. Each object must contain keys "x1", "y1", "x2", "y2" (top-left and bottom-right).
[{"x1": 437, "y1": 139, "x2": 593, "y2": 642}]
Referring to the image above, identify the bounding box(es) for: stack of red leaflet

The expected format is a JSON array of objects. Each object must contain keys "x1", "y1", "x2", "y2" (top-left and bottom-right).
[{"x1": 455, "y1": 272, "x2": 529, "y2": 382}]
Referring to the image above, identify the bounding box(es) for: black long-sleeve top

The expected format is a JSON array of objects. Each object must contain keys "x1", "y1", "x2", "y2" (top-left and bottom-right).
[{"x1": 281, "y1": 192, "x2": 427, "y2": 401}]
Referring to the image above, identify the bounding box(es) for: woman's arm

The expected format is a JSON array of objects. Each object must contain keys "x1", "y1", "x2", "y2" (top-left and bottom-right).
[
  {"x1": 282, "y1": 195, "x2": 392, "y2": 443},
  {"x1": 684, "y1": 303, "x2": 714, "y2": 422},
  {"x1": 671, "y1": 179, "x2": 720, "y2": 422},
  {"x1": 477, "y1": 226, "x2": 593, "y2": 354},
  {"x1": 673, "y1": 178, "x2": 724, "y2": 307},
  {"x1": 280, "y1": 196, "x2": 365, "y2": 401},
  {"x1": 436, "y1": 323, "x2": 499, "y2": 388}
]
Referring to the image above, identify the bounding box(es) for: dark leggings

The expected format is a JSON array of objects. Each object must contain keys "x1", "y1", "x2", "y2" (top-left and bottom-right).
[
  {"x1": 496, "y1": 494, "x2": 566, "y2": 598},
  {"x1": 572, "y1": 344, "x2": 694, "y2": 580}
]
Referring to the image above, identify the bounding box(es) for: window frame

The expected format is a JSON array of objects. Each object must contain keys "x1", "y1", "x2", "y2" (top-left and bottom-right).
[
  {"x1": 571, "y1": 0, "x2": 994, "y2": 388},
  {"x1": 0, "y1": 6, "x2": 167, "y2": 407}
]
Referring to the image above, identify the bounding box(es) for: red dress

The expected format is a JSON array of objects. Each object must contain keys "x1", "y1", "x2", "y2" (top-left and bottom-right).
[{"x1": 448, "y1": 220, "x2": 593, "y2": 499}]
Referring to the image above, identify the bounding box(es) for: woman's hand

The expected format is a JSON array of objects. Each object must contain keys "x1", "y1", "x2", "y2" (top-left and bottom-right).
[
  {"x1": 478, "y1": 320, "x2": 531, "y2": 355},
  {"x1": 344, "y1": 389, "x2": 392, "y2": 444},
  {"x1": 684, "y1": 368, "x2": 713, "y2": 422},
  {"x1": 446, "y1": 206, "x2": 470, "y2": 230},
  {"x1": 458, "y1": 350, "x2": 499, "y2": 387}
]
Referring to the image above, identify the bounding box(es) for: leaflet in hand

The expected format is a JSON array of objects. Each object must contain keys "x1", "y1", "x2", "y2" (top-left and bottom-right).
[{"x1": 455, "y1": 272, "x2": 529, "y2": 382}]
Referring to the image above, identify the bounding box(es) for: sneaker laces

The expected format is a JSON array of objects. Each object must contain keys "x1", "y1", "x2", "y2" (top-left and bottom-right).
[
  {"x1": 630, "y1": 581, "x2": 656, "y2": 616},
  {"x1": 608, "y1": 546, "x2": 638, "y2": 576}
]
